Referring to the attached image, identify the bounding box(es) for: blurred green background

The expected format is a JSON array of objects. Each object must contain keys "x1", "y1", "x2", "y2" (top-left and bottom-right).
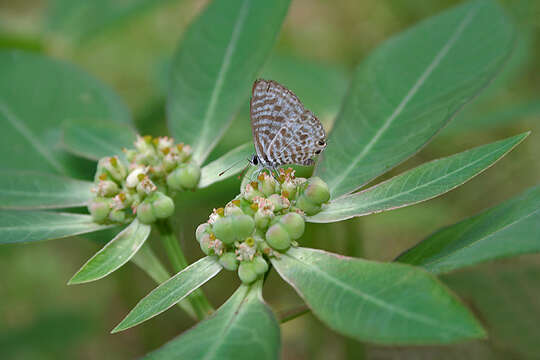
[{"x1": 1, "y1": 0, "x2": 539, "y2": 359}]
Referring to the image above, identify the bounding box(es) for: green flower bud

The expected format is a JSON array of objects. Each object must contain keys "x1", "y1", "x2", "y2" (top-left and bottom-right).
[
  {"x1": 137, "y1": 201, "x2": 156, "y2": 224},
  {"x1": 196, "y1": 223, "x2": 210, "y2": 242},
  {"x1": 232, "y1": 214, "x2": 255, "y2": 240},
  {"x1": 199, "y1": 233, "x2": 212, "y2": 255},
  {"x1": 96, "y1": 180, "x2": 119, "y2": 197},
  {"x1": 259, "y1": 173, "x2": 279, "y2": 197},
  {"x1": 98, "y1": 156, "x2": 126, "y2": 183},
  {"x1": 239, "y1": 198, "x2": 256, "y2": 216},
  {"x1": 151, "y1": 192, "x2": 175, "y2": 219},
  {"x1": 254, "y1": 208, "x2": 272, "y2": 229},
  {"x1": 303, "y1": 176, "x2": 330, "y2": 204},
  {"x1": 265, "y1": 223, "x2": 291, "y2": 251},
  {"x1": 281, "y1": 179, "x2": 297, "y2": 199},
  {"x1": 136, "y1": 177, "x2": 157, "y2": 195},
  {"x1": 242, "y1": 182, "x2": 263, "y2": 202},
  {"x1": 126, "y1": 167, "x2": 146, "y2": 188},
  {"x1": 279, "y1": 212, "x2": 305, "y2": 240},
  {"x1": 238, "y1": 262, "x2": 258, "y2": 284},
  {"x1": 109, "y1": 209, "x2": 126, "y2": 223},
  {"x1": 212, "y1": 216, "x2": 235, "y2": 245},
  {"x1": 219, "y1": 252, "x2": 239, "y2": 271},
  {"x1": 252, "y1": 256, "x2": 269, "y2": 275},
  {"x1": 88, "y1": 198, "x2": 111, "y2": 223},
  {"x1": 268, "y1": 194, "x2": 290, "y2": 212},
  {"x1": 224, "y1": 202, "x2": 244, "y2": 217},
  {"x1": 167, "y1": 163, "x2": 201, "y2": 191},
  {"x1": 296, "y1": 195, "x2": 322, "y2": 216}
]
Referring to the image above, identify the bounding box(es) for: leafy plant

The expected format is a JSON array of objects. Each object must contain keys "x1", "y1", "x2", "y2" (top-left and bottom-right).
[{"x1": 1, "y1": 0, "x2": 539, "y2": 359}]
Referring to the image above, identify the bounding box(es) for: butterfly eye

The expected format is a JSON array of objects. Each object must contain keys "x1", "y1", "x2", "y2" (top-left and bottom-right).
[
  {"x1": 252, "y1": 155, "x2": 259, "y2": 165},
  {"x1": 317, "y1": 140, "x2": 326, "y2": 146}
]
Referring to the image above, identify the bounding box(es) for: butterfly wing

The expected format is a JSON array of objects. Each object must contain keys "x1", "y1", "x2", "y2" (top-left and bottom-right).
[{"x1": 250, "y1": 79, "x2": 326, "y2": 167}]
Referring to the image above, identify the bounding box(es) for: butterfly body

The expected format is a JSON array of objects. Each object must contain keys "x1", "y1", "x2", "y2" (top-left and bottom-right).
[{"x1": 249, "y1": 79, "x2": 327, "y2": 172}]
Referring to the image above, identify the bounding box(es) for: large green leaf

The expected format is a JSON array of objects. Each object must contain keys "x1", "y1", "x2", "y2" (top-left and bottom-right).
[
  {"x1": 46, "y1": 0, "x2": 173, "y2": 42},
  {"x1": 315, "y1": 0, "x2": 515, "y2": 198},
  {"x1": 68, "y1": 219, "x2": 151, "y2": 284},
  {"x1": 167, "y1": 0, "x2": 290, "y2": 165},
  {"x1": 0, "y1": 51, "x2": 131, "y2": 176},
  {"x1": 143, "y1": 281, "x2": 280, "y2": 360},
  {"x1": 0, "y1": 171, "x2": 93, "y2": 210},
  {"x1": 61, "y1": 119, "x2": 137, "y2": 161},
  {"x1": 272, "y1": 247, "x2": 485, "y2": 344},
  {"x1": 199, "y1": 142, "x2": 253, "y2": 188},
  {"x1": 112, "y1": 256, "x2": 222, "y2": 332},
  {"x1": 397, "y1": 184, "x2": 540, "y2": 274},
  {"x1": 0, "y1": 210, "x2": 114, "y2": 244},
  {"x1": 308, "y1": 133, "x2": 528, "y2": 223}
]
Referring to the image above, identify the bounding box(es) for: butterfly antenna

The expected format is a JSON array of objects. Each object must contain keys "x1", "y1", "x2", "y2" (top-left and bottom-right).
[
  {"x1": 237, "y1": 162, "x2": 252, "y2": 180},
  {"x1": 219, "y1": 157, "x2": 252, "y2": 177}
]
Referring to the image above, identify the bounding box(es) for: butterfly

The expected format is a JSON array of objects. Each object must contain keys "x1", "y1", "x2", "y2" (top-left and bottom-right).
[
  {"x1": 219, "y1": 79, "x2": 327, "y2": 178},
  {"x1": 248, "y1": 79, "x2": 327, "y2": 173}
]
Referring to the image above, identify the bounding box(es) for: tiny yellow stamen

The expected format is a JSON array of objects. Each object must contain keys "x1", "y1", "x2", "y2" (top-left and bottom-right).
[
  {"x1": 216, "y1": 208, "x2": 224, "y2": 216},
  {"x1": 99, "y1": 173, "x2": 107, "y2": 181}
]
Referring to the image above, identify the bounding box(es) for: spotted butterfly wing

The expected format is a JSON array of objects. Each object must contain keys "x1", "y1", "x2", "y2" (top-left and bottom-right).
[{"x1": 250, "y1": 79, "x2": 326, "y2": 168}]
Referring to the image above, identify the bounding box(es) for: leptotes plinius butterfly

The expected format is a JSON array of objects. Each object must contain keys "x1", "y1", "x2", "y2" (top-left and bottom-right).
[{"x1": 249, "y1": 79, "x2": 327, "y2": 171}]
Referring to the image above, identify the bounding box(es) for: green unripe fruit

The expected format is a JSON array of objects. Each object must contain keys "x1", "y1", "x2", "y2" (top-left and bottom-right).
[
  {"x1": 212, "y1": 216, "x2": 235, "y2": 245},
  {"x1": 199, "y1": 233, "x2": 212, "y2": 255},
  {"x1": 279, "y1": 212, "x2": 305, "y2": 240},
  {"x1": 167, "y1": 163, "x2": 201, "y2": 191},
  {"x1": 151, "y1": 192, "x2": 175, "y2": 219},
  {"x1": 88, "y1": 198, "x2": 110, "y2": 223},
  {"x1": 265, "y1": 223, "x2": 291, "y2": 251},
  {"x1": 253, "y1": 256, "x2": 269, "y2": 275},
  {"x1": 219, "y1": 252, "x2": 239, "y2": 271},
  {"x1": 296, "y1": 195, "x2": 322, "y2": 216},
  {"x1": 196, "y1": 223, "x2": 210, "y2": 242},
  {"x1": 303, "y1": 177, "x2": 330, "y2": 204},
  {"x1": 238, "y1": 262, "x2": 258, "y2": 284},
  {"x1": 137, "y1": 201, "x2": 156, "y2": 224},
  {"x1": 232, "y1": 214, "x2": 255, "y2": 240},
  {"x1": 108, "y1": 209, "x2": 126, "y2": 223}
]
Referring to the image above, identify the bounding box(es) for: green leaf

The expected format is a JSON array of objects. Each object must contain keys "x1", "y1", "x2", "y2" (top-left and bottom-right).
[
  {"x1": 68, "y1": 219, "x2": 151, "y2": 284},
  {"x1": 46, "y1": 0, "x2": 173, "y2": 42},
  {"x1": 396, "y1": 184, "x2": 540, "y2": 274},
  {"x1": 0, "y1": 210, "x2": 115, "y2": 244},
  {"x1": 61, "y1": 119, "x2": 137, "y2": 161},
  {"x1": 308, "y1": 133, "x2": 528, "y2": 223},
  {"x1": 315, "y1": 0, "x2": 515, "y2": 198},
  {"x1": 143, "y1": 281, "x2": 280, "y2": 360},
  {"x1": 0, "y1": 51, "x2": 131, "y2": 176},
  {"x1": 199, "y1": 143, "x2": 254, "y2": 188},
  {"x1": 167, "y1": 0, "x2": 290, "y2": 164},
  {"x1": 131, "y1": 243, "x2": 197, "y2": 320},
  {"x1": 0, "y1": 171, "x2": 93, "y2": 210},
  {"x1": 272, "y1": 247, "x2": 485, "y2": 344},
  {"x1": 112, "y1": 256, "x2": 222, "y2": 332}
]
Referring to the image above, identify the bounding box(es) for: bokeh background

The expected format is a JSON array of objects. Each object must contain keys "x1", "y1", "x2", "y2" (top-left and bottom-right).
[{"x1": 1, "y1": 0, "x2": 539, "y2": 359}]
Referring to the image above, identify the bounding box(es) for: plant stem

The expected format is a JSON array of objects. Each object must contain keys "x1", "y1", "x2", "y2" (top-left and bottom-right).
[{"x1": 156, "y1": 219, "x2": 214, "y2": 320}]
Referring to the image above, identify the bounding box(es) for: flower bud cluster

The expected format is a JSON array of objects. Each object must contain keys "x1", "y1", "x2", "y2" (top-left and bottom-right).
[
  {"x1": 88, "y1": 135, "x2": 201, "y2": 225},
  {"x1": 196, "y1": 168, "x2": 330, "y2": 284}
]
